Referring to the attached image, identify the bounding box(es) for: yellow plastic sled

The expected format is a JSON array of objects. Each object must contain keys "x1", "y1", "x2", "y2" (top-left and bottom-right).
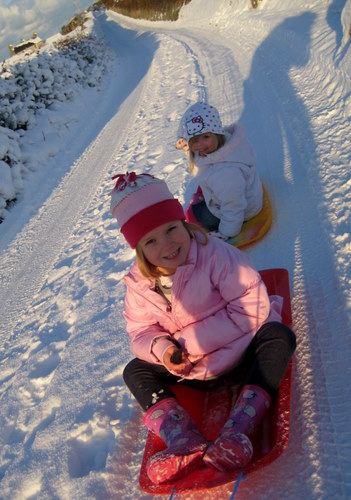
[{"x1": 227, "y1": 183, "x2": 272, "y2": 249}]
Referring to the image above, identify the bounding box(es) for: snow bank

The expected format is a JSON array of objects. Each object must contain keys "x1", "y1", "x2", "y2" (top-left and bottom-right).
[{"x1": 0, "y1": 14, "x2": 112, "y2": 221}]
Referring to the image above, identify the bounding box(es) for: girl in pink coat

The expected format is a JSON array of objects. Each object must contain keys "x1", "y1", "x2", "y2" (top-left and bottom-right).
[{"x1": 109, "y1": 171, "x2": 295, "y2": 486}]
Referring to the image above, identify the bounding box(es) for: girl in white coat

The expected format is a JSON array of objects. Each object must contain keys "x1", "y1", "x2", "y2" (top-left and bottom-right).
[{"x1": 176, "y1": 101, "x2": 263, "y2": 239}]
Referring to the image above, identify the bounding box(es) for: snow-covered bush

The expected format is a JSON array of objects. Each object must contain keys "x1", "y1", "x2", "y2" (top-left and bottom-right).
[
  {"x1": 0, "y1": 126, "x2": 26, "y2": 216},
  {"x1": 0, "y1": 17, "x2": 111, "y2": 221}
]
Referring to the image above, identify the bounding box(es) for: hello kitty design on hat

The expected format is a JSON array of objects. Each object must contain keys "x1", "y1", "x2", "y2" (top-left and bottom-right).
[
  {"x1": 110, "y1": 172, "x2": 185, "y2": 248},
  {"x1": 176, "y1": 102, "x2": 225, "y2": 150}
]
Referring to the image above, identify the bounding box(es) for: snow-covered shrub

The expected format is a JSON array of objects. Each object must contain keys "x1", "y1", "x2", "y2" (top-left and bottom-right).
[
  {"x1": 0, "y1": 126, "x2": 26, "y2": 218},
  {"x1": 0, "y1": 16, "x2": 112, "y2": 222}
]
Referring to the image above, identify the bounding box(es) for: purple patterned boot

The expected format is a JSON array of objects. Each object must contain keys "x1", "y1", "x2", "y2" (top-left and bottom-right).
[
  {"x1": 143, "y1": 398, "x2": 207, "y2": 484},
  {"x1": 203, "y1": 385, "x2": 271, "y2": 471}
]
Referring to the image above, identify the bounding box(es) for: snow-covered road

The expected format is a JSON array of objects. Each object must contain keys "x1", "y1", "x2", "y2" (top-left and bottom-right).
[{"x1": 1, "y1": 1, "x2": 350, "y2": 498}]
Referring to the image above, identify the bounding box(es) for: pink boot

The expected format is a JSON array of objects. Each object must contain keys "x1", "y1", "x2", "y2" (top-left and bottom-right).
[
  {"x1": 203, "y1": 385, "x2": 271, "y2": 471},
  {"x1": 143, "y1": 398, "x2": 207, "y2": 484}
]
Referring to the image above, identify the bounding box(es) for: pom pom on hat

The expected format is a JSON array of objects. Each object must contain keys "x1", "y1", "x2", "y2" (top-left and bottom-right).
[
  {"x1": 176, "y1": 102, "x2": 225, "y2": 148},
  {"x1": 109, "y1": 172, "x2": 185, "y2": 248}
]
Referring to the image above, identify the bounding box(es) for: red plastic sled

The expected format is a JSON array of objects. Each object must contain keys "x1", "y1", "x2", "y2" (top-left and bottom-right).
[{"x1": 139, "y1": 268, "x2": 293, "y2": 495}]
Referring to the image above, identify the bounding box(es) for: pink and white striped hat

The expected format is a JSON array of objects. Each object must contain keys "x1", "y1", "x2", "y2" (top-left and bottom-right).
[{"x1": 110, "y1": 172, "x2": 184, "y2": 248}]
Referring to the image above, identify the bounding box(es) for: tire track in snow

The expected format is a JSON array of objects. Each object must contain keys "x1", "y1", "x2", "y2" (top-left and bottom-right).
[
  {"x1": 169, "y1": 28, "x2": 244, "y2": 123},
  {"x1": 220, "y1": 11, "x2": 351, "y2": 498}
]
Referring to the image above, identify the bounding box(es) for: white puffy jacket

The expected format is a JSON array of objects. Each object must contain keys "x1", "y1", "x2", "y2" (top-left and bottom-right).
[{"x1": 192, "y1": 124, "x2": 263, "y2": 238}]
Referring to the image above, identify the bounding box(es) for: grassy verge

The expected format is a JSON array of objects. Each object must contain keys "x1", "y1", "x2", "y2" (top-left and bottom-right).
[{"x1": 94, "y1": 0, "x2": 191, "y2": 21}]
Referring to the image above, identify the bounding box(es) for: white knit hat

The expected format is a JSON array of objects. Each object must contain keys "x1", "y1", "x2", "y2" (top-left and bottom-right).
[
  {"x1": 109, "y1": 172, "x2": 184, "y2": 248},
  {"x1": 176, "y1": 102, "x2": 225, "y2": 149}
]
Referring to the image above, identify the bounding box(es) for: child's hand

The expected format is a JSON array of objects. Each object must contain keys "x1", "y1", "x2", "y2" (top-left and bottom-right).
[
  {"x1": 163, "y1": 346, "x2": 193, "y2": 376},
  {"x1": 175, "y1": 137, "x2": 189, "y2": 152}
]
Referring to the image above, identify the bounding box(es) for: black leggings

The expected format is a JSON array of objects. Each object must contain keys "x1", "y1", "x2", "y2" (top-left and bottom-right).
[
  {"x1": 123, "y1": 322, "x2": 296, "y2": 411},
  {"x1": 191, "y1": 201, "x2": 220, "y2": 232}
]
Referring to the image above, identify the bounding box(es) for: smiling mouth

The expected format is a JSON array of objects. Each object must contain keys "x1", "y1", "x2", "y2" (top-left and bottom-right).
[{"x1": 164, "y1": 248, "x2": 180, "y2": 260}]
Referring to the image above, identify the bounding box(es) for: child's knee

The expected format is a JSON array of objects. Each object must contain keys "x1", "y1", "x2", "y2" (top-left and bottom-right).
[
  {"x1": 257, "y1": 321, "x2": 296, "y2": 352},
  {"x1": 123, "y1": 358, "x2": 140, "y2": 385},
  {"x1": 270, "y1": 322, "x2": 296, "y2": 353}
]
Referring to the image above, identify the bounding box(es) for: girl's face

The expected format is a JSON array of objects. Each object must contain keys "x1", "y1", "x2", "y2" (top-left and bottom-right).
[
  {"x1": 190, "y1": 132, "x2": 218, "y2": 157},
  {"x1": 138, "y1": 220, "x2": 191, "y2": 275}
]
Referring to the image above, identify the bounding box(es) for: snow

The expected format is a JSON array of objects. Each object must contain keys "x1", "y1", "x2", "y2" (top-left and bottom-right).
[{"x1": 0, "y1": 0, "x2": 351, "y2": 498}]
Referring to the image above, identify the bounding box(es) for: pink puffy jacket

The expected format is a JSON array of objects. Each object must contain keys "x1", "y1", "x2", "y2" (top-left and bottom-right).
[{"x1": 123, "y1": 235, "x2": 283, "y2": 380}]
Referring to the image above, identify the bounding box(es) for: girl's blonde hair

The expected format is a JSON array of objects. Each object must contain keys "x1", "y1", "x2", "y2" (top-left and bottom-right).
[
  {"x1": 188, "y1": 133, "x2": 226, "y2": 172},
  {"x1": 135, "y1": 221, "x2": 208, "y2": 278}
]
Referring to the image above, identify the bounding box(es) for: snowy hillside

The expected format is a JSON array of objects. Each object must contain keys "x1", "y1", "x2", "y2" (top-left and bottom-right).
[{"x1": 0, "y1": 0, "x2": 351, "y2": 498}]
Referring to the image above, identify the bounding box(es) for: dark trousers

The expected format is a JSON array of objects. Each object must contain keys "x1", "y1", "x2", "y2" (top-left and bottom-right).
[
  {"x1": 191, "y1": 201, "x2": 220, "y2": 232},
  {"x1": 123, "y1": 322, "x2": 296, "y2": 411}
]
